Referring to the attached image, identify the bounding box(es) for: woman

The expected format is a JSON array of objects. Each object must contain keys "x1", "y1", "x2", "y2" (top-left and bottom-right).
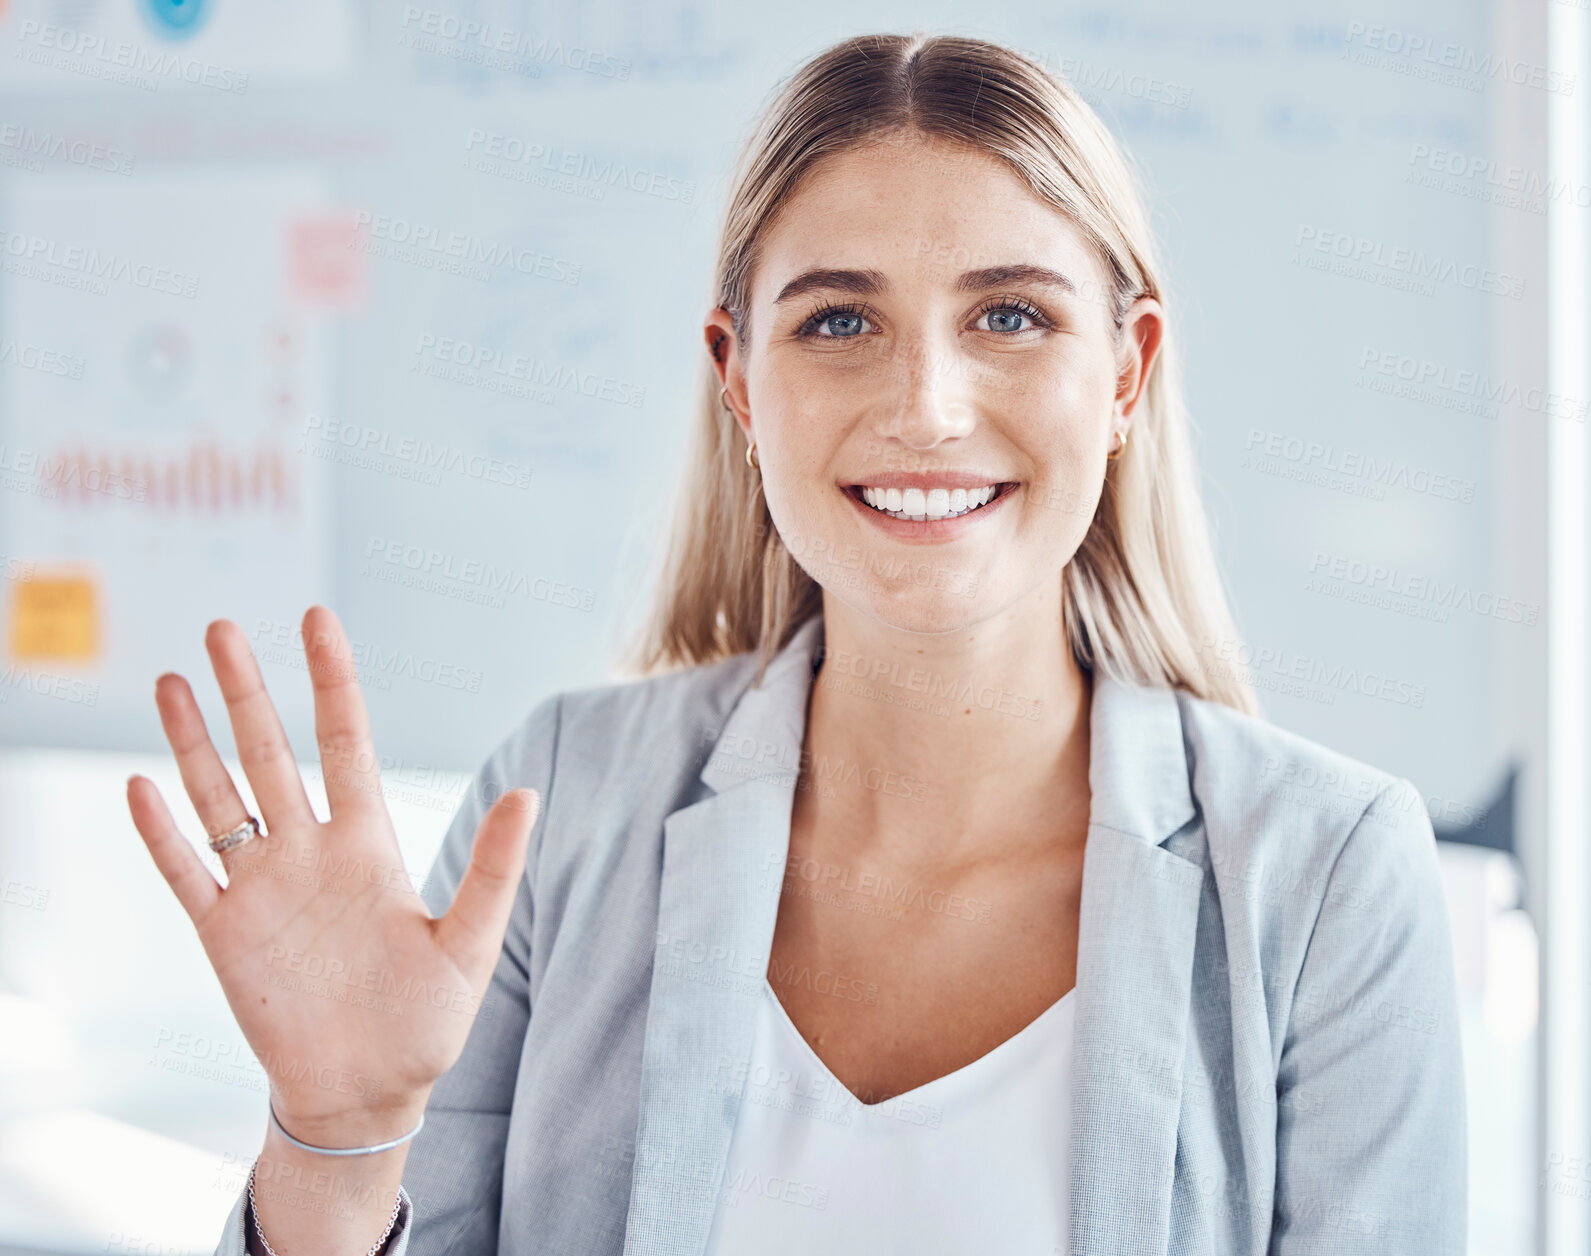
[{"x1": 126, "y1": 32, "x2": 1465, "y2": 1256}]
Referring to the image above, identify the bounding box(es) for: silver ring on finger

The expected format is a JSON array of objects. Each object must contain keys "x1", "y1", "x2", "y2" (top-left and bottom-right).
[{"x1": 209, "y1": 814, "x2": 262, "y2": 855}]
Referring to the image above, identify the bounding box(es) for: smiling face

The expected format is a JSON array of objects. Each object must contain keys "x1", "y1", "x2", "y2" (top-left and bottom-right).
[{"x1": 708, "y1": 131, "x2": 1162, "y2": 636}]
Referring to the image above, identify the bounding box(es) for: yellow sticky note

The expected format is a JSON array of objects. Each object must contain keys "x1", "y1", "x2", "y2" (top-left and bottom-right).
[{"x1": 11, "y1": 571, "x2": 99, "y2": 662}]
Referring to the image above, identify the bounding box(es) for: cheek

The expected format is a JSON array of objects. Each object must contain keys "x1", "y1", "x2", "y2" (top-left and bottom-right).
[
  {"x1": 750, "y1": 411, "x2": 837, "y2": 543},
  {"x1": 1000, "y1": 356, "x2": 1111, "y2": 461},
  {"x1": 999, "y1": 361, "x2": 1112, "y2": 532},
  {"x1": 1033, "y1": 339, "x2": 1115, "y2": 408},
  {"x1": 749, "y1": 360, "x2": 852, "y2": 491}
]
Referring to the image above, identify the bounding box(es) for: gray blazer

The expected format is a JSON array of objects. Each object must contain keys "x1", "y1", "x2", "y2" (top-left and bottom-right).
[{"x1": 216, "y1": 612, "x2": 1466, "y2": 1255}]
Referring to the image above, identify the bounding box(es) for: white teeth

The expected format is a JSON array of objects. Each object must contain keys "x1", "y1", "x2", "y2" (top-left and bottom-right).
[{"x1": 857, "y1": 483, "x2": 1002, "y2": 521}]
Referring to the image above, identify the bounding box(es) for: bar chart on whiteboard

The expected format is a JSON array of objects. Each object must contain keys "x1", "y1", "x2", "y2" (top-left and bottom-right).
[{"x1": 0, "y1": 170, "x2": 336, "y2": 749}]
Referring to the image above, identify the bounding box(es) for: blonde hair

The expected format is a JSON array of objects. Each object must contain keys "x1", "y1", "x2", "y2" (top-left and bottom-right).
[{"x1": 618, "y1": 32, "x2": 1259, "y2": 716}]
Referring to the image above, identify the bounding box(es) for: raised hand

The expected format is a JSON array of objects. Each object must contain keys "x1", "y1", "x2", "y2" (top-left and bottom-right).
[{"x1": 126, "y1": 605, "x2": 538, "y2": 1149}]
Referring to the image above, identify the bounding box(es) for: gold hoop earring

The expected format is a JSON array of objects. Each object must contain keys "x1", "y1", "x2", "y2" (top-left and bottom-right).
[
  {"x1": 719, "y1": 386, "x2": 732, "y2": 411},
  {"x1": 1107, "y1": 429, "x2": 1128, "y2": 460},
  {"x1": 745, "y1": 441, "x2": 759, "y2": 471}
]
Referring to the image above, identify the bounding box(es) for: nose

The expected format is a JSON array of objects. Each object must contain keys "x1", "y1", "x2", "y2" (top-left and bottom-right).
[{"x1": 869, "y1": 331, "x2": 978, "y2": 451}]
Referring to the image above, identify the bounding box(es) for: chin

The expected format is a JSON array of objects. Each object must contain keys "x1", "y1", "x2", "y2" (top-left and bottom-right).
[{"x1": 819, "y1": 580, "x2": 1009, "y2": 638}]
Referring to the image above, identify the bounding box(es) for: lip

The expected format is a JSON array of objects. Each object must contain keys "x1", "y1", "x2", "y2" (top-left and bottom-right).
[
  {"x1": 843, "y1": 481, "x2": 1019, "y2": 541},
  {"x1": 843, "y1": 471, "x2": 1011, "y2": 492}
]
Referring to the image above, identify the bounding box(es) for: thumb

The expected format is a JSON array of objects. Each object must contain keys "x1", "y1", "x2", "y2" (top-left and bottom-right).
[{"x1": 433, "y1": 787, "x2": 540, "y2": 980}]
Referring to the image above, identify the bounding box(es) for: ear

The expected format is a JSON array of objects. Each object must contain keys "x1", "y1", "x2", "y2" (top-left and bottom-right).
[
  {"x1": 704, "y1": 309, "x2": 752, "y2": 442},
  {"x1": 1114, "y1": 296, "x2": 1164, "y2": 432}
]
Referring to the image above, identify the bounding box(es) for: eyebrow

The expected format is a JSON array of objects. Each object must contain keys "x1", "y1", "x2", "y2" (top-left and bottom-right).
[
  {"x1": 957, "y1": 264, "x2": 1076, "y2": 295},
  {"x1": 773, "y1": 268, "x2": 887, "y2": 304},
  {"x1": 772, "y1": 263, "x2": 1077, "y2": 305}
]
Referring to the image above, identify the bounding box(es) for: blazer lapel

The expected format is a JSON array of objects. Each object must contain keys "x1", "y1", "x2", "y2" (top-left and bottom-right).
[
  {"x1": 622, "y1": 617, "x2": 825, "y2": 1256},
  {"x1": 1070, "y1": 673, "x2": 1204, "y2": 1255},
  {"x1": 620, "y1": 622, "x2": 1203, "y2": 1256}
]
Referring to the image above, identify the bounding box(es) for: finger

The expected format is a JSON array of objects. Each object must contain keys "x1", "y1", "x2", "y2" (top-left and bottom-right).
[
  {"x1": 433, "y1": 789, "x2": 540, "y2": 981},
  {"x1": 205, "y1": 619, "x2": 316, "y2": 832},
  {"x1": 154, "y1": 672, "x2": 254, "y2": 842},
  {"x1": 153, "y1": 672, "x2": 266, "y2": 882},
  {"x1": 302, "y1": 605, "x2": 384, "y2": 820},
  {"x1": 126, "y1": 774, "x2": 221, "y2": 924}
]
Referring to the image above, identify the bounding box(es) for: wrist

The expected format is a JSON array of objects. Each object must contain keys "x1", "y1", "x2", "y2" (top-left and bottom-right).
[
  {"x1": 269, "y1": 1088, "x2": 431, "y2": 1152},
  {"x1": 248, "y1": 1152, "x2": 409, "y2": 1256}
]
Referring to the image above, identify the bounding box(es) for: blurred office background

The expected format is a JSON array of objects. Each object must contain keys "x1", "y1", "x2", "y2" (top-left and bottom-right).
[{"x1": 0, "y1": 0, "x2": 1584, "y2": 1252}]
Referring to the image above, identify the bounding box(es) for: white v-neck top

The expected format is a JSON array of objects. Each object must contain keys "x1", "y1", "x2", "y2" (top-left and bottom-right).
[{"x1": 702, "y1": 977, "x2": 1078, "y2": 1255}]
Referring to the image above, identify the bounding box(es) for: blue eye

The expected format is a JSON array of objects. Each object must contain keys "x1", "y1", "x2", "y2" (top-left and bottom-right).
[
  {"x1": 818, "y1": 313, "x2": 868, "y2": 337},
  {"x1": 975, "y1": 298, "x2": 1050, "y2": 333},
  {"x1": 983, "y1": 309, "x2": 1031, "y2": 332},
  {"x1": 798, "y1": 302, "x2": 874, "y2": 339}
]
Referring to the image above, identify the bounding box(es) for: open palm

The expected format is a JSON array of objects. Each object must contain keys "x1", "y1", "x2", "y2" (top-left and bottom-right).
[{"x1": 125, "y1": 605, "x2": 538, "y2": 1145}]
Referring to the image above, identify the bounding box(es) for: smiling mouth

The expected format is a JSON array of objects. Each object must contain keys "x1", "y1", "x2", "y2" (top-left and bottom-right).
[{"x1": 845, "y1": 482, "x2": 1019, "y2": 522}]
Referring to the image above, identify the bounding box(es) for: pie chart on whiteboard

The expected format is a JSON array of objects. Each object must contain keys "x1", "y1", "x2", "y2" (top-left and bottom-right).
[{"x1": 139, "y1": 0, "x2": 209, "y2": 38}]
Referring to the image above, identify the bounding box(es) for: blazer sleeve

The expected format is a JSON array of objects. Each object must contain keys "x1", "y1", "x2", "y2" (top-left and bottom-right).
[
  {"x1": 211, "y1": 692, "x2": 563, "y2": 1256},
  {"x1": 1268, "y1": 776, "x2": 1467, "y2": 1255}
]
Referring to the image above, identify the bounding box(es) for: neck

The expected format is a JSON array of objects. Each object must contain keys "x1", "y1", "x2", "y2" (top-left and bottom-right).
[{"x1": 799, "y1": 581, "x2": 1092, "y2": 866}]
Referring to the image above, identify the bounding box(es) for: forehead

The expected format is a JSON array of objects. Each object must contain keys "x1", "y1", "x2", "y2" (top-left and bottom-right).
[{"x1": 749, "y1": 134, "x2": 1103, "y2": 300}]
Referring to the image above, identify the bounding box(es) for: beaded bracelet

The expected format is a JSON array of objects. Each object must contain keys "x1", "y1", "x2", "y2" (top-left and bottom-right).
[{"x1": 247, "y1": 1159, "x2": 409, "y2": 1256}]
